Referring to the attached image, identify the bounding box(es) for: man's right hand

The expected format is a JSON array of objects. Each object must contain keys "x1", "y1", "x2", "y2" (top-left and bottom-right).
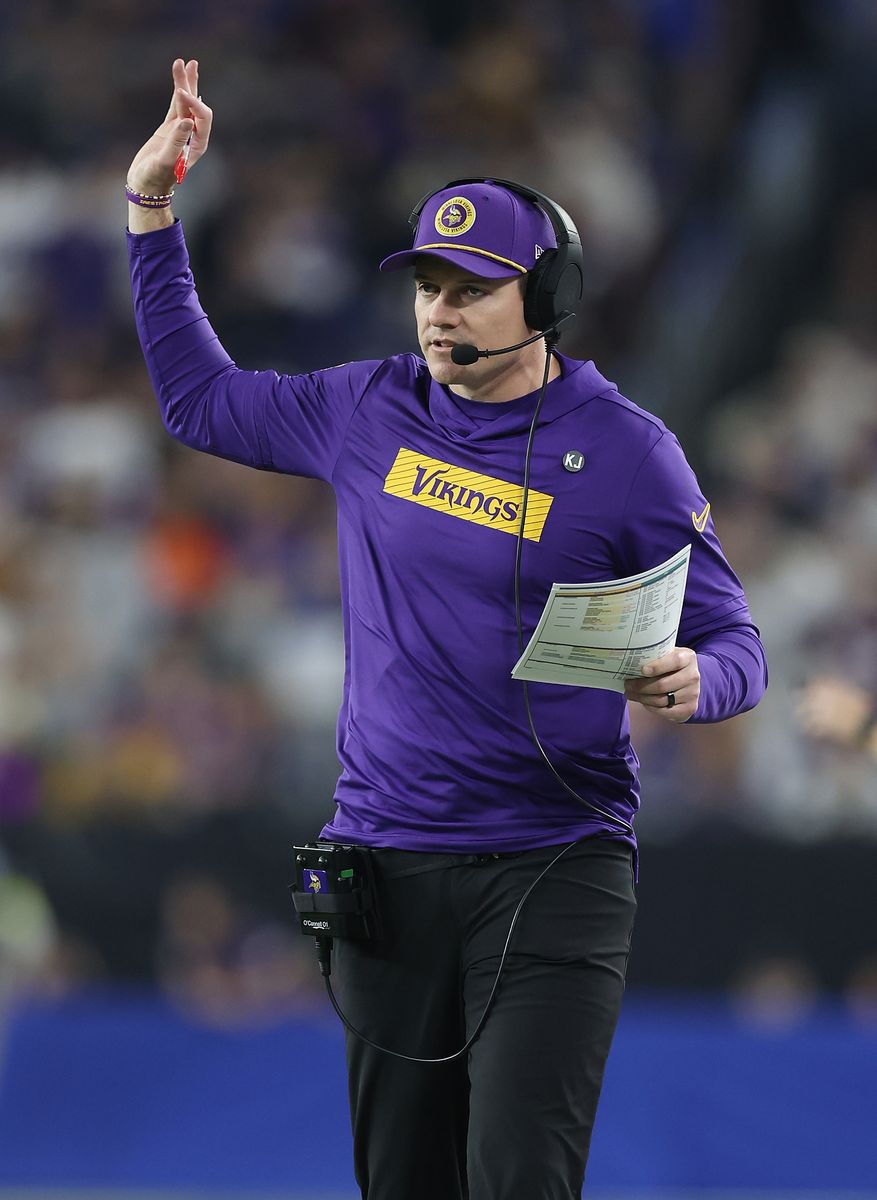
[{"x1": 126, "y1": 59, "x2": 213, "y2": 232}]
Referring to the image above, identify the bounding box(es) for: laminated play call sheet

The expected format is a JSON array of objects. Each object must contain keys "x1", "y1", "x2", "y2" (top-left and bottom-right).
[{"x1": 511, "y1": 545, "x2": 691, "y2": 691}]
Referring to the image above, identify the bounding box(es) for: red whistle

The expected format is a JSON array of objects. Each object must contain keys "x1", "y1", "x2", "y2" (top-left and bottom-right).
[{"x1": 173, "y1": 116, "x2": 197, "y2": 184}]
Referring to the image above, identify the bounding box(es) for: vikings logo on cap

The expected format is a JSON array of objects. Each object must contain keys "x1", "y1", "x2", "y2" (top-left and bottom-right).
[{"x1": 435, "y1": 196, "x2": 476, "y2": 238}]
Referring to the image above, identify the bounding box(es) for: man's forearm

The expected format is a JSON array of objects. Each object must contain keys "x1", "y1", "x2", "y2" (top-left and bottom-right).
[
  {"x1": 127, "y1": 203, "x2": 176, "y2": 234},
  {"x1": 690, "y1": 625, "x2": 768, "y2": 722}
]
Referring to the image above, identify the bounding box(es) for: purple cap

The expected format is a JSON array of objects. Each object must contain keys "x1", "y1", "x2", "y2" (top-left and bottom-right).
[{"x1": 379, "y1": 181, "x2": 557, "y2": 279}]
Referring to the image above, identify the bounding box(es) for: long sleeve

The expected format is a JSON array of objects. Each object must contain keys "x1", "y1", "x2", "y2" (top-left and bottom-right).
[
  {"x1": 689, "y1": 624, "x2": 768, "y2": 722},
  {"x1": 128, "y1": 219, "x2": 381, "y2": 482},
  {"x1": 617, "y1": 425, "x2": 767, "y2": 722}
]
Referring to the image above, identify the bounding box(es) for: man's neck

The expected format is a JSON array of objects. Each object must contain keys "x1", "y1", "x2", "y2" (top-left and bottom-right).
[{"x1": 449, "y1": 345, "x2": 561, "y2": 404}]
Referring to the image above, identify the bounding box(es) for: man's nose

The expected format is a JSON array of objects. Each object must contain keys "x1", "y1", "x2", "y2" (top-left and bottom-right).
[{"x1": 428, "y1": 291, "x2": 461, "y2": 326}]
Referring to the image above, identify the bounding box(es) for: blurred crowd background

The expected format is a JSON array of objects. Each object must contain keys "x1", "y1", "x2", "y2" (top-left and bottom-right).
[{"x1": 0, "y1": 0, "x2": 876, "y2": 1030}]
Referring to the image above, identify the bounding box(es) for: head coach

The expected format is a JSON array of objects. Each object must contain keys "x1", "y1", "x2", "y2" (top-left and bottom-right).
[{"x1": 125, "y1": 59, "x2": 767, "y2": 1200}]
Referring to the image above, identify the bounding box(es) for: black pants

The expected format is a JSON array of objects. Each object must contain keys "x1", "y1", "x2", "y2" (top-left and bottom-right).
[{"x1": 333, "y1": 837, "x2": 637, "y2": 1200}]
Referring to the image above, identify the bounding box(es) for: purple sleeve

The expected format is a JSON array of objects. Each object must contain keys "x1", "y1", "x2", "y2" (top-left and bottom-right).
[
  {"x1": 128, "y1": 220, "x2": 380, "y2": 482},
  {"x1": 689, "y1": 626, "x2": 768, "y2": 722},
  {"x1": 620, "y1": 429, "x2": 768, "y2": 722}
]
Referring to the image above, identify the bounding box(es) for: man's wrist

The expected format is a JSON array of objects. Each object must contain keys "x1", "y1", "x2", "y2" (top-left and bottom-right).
[
  {"x1": 125, "y1": 178, "x2": 177, "y2": 234},
  {"x1": 127, "y1": 203, "x2": 176, "y2": 233}
]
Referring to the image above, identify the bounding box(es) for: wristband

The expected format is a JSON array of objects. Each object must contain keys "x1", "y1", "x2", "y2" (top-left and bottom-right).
[{"x1": 125, "y1": 184, "x2": 175, "y2": 209}]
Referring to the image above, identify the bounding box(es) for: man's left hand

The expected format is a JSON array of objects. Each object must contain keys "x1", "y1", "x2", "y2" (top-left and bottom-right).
[{"x1": 624, "y1": 647, "x2": 700, "y2": 723}]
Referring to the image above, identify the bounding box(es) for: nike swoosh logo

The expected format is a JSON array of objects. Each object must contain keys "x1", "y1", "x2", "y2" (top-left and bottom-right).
[{"x1": 692, "y1": 501, "x2": 711, "y2": 533}]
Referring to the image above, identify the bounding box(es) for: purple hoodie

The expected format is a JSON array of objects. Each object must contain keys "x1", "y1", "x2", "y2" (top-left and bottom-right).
[{"x1": 129, "y1": 221, "x2": 767, "y2": 855}]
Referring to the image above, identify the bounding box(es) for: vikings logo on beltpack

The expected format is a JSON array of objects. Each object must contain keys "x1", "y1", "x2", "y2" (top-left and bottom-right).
[
  {"x1": 435, "y1": 196, "x2": 476, "y2": 237},
  {"x1": 384, "y1": 448, "x2": 553, "y2": 541},
  {"x1": 307, "y1": 870, "x2": 328, "y2": 894}
]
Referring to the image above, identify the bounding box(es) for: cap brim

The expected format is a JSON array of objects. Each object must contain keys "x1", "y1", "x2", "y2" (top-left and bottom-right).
[{"x1": 378, "y1": 246, "x2": 524, "y2": 279}]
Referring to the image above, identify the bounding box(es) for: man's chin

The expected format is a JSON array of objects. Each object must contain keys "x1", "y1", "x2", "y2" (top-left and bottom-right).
[{"x1": 424, "y1": 354, "x2": 468, "y2": 385}]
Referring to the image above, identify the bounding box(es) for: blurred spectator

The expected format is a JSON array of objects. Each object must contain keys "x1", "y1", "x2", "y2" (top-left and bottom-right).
[
  {"x1": 731, "y1": 955, "x2": 821, "y2": 1031},
  {"x1": 797, "y1": 677, "x2": 877, "y2": 759},
  {"x1": 155, "y1": 871, "x2": 318, "y2": 1026},
  {"x1": 0, "y1": 856, "x2": 104, "y2": 1010}
]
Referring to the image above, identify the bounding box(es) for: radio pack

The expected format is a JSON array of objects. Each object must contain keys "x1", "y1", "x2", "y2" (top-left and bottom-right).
[{"x1": 290, "y1": 842, "x2": 381, "y2": 942}]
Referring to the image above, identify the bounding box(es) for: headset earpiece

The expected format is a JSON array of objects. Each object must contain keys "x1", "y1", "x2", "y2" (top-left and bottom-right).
[
  {"x1": 521, "y1": 248, "x2": 582, "y2": 333},
  {"x1": 522, "y1": 248, "x2": 557, "y2": 332}
]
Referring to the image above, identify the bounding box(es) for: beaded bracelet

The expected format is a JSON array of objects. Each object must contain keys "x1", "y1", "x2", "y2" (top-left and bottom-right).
[{"x1": 125, "y1": 184, "x2": 175, "y2": 209}]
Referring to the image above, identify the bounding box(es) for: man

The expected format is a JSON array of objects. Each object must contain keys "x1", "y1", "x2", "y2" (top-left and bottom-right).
[{"x1": 127, "y1": 60, "x2": 767, "y2": 1200}]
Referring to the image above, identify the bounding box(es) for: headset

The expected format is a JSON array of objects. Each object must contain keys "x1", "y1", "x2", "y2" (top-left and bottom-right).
[{"x1": 408, "y1": 176, "x2": 585, "y2": 334}]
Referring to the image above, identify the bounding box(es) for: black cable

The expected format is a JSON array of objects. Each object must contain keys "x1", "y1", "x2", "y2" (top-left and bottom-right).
[
  {"x1": 316, "y1": 837, "x2": 578, "y2": 1064},
  {"x1": 513, "y1": 338, "x2": 634, "y2": 837}
]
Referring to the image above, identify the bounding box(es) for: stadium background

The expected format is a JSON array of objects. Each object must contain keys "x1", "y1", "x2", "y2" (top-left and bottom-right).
[{"x1": 0, "y1": 0, "x2": 875, "y2": 1195}]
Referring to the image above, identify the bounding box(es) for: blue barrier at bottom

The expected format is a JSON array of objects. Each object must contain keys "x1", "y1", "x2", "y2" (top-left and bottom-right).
[{"x1": 0, "y1": 991, "x2": 874, "y2": 1191}]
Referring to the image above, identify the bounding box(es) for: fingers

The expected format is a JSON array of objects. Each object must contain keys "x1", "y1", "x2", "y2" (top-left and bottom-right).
[
  {"x1": 624, "y1": 647, "x2": 700, "y2": 722},
  {"x1": 165, "y1": 59, "x2": 186, "y2": 121},
  {"x1": 174, "y1": 87, "x2": 213, "y2": 157},
  {"x1": 628, "y1": 649, "x2": 697, "y2": 695},
  {"x1": 134, "y1": 59, "x2": 210, "y2": 194},
  {"x1": 629, "y1": 686, "x2": 694, "y2": 716},
  {"x1": 165, "y1": 58, "x2": 200, "y2": 121},
  {"x1": 627, "y1": 678, "x2": 692, "y2": 704},
  {"x1": 175, "y1": 88, "x2": 210, "y2": 124},
  {"x1": 626, "y1": 685, "x2": 698, "y2": 722},
  {"x1": 641, "y1": 647, "x2": 693, "y2": 679},
  {"x1": 627, "y1": 676, "x2": 691, "y2": 703}
]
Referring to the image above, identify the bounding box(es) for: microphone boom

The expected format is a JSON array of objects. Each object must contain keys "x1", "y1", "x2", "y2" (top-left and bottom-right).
[{"x1": 449, "y1": 313, "x2": 574, "y2": 366}]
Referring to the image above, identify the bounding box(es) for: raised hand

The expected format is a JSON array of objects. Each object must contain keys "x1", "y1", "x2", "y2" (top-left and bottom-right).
[{"x1": 127, "y1": 59, "x2": 213, "y2": 197}]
